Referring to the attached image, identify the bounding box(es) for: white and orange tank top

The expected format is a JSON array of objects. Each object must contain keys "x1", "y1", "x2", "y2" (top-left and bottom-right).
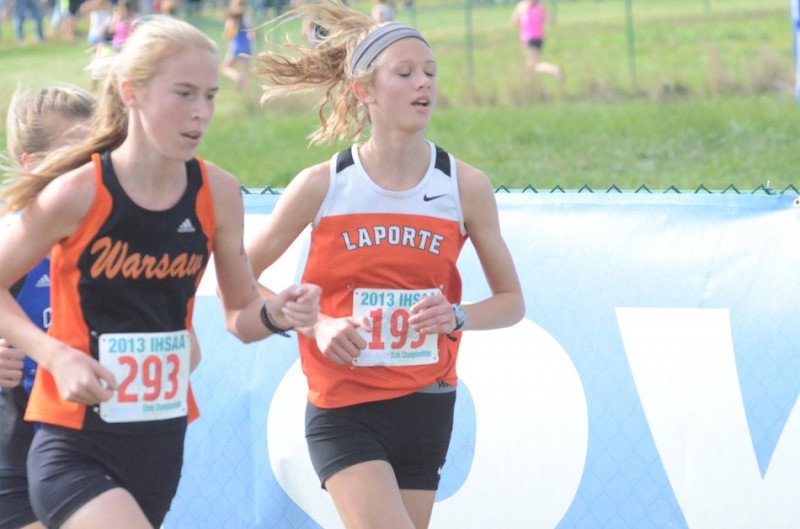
[{"x1": 299, "y1": 141, "x2": 468, "y2": 409}]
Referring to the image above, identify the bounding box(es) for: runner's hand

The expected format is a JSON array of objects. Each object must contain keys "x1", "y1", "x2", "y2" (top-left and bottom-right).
[
  {"x1": 270, "y1": 283, "x2": 322, "y2": 329},
  {"x1": 49, "y1": 345, "x2": 118, "y2": 405},
  {"x1": 409, "y1": 293, "x2": 455, "y2": 335},
  {"x1": 314, "y1": 314, "x2": 370, "y2": 366},
  {"x1": 0, "y1": 339, "x2": 24, "y2": 389}
]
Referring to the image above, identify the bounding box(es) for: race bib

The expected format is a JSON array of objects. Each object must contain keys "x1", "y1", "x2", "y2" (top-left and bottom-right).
[
  {"x1": 352, "y1": 288, "x2": 440, "y2": 367},
  {"x1": 98, "y1": 330, "x2": 190, "y2": 423}
]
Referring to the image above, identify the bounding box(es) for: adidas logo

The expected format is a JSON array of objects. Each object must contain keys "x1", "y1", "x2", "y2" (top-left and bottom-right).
[
  {"x1": 35, "y1": 275, "x2": 51, "y2": 288},
  {"x1": 177, "y1": 218, "x2": 196, "y2": 234}
]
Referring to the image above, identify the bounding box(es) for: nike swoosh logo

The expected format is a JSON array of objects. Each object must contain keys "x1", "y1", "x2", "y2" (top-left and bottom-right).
[{"x1": 423, "y1": 193, "x2": 446, "y2": 201}]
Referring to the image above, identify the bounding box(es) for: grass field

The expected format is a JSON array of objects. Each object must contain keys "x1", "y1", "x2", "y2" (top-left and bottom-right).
[{"x1": 0, "y1": 0, "x2": 798, "y2": 191}]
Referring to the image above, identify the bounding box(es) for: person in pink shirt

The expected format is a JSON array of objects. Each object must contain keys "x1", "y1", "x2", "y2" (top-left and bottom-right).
[
  {"x1": 110, "y1": 0, "x2": 137, "y2": 51},
  {"x1": 511, "y1": 0, "x2": 563, "y2": 82}
]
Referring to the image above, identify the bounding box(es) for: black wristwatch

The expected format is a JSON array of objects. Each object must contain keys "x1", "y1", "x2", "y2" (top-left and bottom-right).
[{"x1": 452, "y1": 303, "x2": 466, "y2": 332}]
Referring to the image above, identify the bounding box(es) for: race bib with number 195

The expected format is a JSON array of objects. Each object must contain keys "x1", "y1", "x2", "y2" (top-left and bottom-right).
[
  {"x1": 352, "y1": 288, "x2": 440, "y2": 367},
  {"x1": 98, "y1": 330, "x2": 190, "y2": 423}
]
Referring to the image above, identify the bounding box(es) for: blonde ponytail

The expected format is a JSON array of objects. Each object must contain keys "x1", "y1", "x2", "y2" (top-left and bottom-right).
[{"x1": 255, "y1": 1, "x2": 379, "y2": 145}]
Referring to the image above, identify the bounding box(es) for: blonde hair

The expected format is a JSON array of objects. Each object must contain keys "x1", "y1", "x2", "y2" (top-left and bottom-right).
[
  {"x1": 0, "y1": 15, "x2": 218, "y2": 215},
  {"x1": 254, "y1": 1, "x2": 380, "y2": 145},
  {"x1": 5, "y1": 84, "x2": 96, "y2": 170}
]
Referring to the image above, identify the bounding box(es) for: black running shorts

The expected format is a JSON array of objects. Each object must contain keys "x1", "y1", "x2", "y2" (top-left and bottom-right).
[
  {"x1": 27, "y1": 422, "x2": 186, "y2": 528},
  {"x1": 0, "y1": 386, "x2": 37, "y2": 529},
  {"x1": 306, "y1": 389, "x2": 456, "y2": 491},
  {"x1": 0, "y1": 475, "x2": 37, "y2": 529}
]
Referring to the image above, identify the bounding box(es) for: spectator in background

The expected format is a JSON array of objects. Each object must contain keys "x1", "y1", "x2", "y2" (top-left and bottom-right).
[
  {"x1": 83, "y1": 0, "x2": 131, "y2": 91},
  {"x1": 220, "y1": 0, "x2": 255, "y2": 91},
  {"x1": 109, "y1": 0, "x2": 137, "y2": 51},
  {"x1": 511, "y1": 0, "x2": 563, "y2": 83},
  {"x1": 370, "y1": 0, "x2": 393, "y2": 23},
  {"x1": 82, "y1": 0, "x2": 113, "y2": 49},
  {"x1": 49, "y1": 0, "x2": 68, "y2": 38},
  {"x1": 63, "y1": 0, "x2": 87, "y2": 40},
  {"x1": 294, "y1": 0, "x2": 327, "y2": 46},
  {"x1": 13, "y1": 0, "x2": 46, "y2": 42},
  {"x1": 159, "y1": 0, "x2": 177, "y2": 17}
]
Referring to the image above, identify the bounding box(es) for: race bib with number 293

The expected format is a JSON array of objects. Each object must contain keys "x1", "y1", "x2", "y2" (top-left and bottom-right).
[{"x1": 98, "y1": 330, "x2": 190, "y2": 423}]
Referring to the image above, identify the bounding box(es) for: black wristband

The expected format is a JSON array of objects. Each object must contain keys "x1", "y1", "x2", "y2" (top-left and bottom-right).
[{"x1": 260, "y1": 301, "x2": 292, "y2": 337}]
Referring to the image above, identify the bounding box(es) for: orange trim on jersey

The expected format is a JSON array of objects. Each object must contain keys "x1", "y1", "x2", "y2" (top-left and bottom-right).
[
  {"x1": 187, "y1": 386, "x2": 200, "y2": 423},
  {"x1": 187, "y1": 156, "x2": 215, "y2": 330},
  {"x1": 185, "y1": 157, "x2": 214, "y2": 425},
  {"x1": 26, "y1": 154, "x2": 113, "y2": 428}
]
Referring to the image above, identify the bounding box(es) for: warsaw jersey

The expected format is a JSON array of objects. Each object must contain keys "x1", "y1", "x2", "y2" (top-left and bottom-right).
[
  {"x1": 25, "y1": 152, "x2": 214, "y2": 433},
  {"x1": 299, "y1": 141, "x2": 468, "y2": 409}
]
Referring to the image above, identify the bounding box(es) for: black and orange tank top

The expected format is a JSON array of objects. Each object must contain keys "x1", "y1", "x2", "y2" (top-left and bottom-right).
[{"x1": 25, "y1": 152, "x2": 215, "y2": 432}]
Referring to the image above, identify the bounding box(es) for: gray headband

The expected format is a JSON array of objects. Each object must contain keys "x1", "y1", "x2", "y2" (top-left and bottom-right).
[{"x1": 349, "y1": 23, "x2": 428, "y2": 75}]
